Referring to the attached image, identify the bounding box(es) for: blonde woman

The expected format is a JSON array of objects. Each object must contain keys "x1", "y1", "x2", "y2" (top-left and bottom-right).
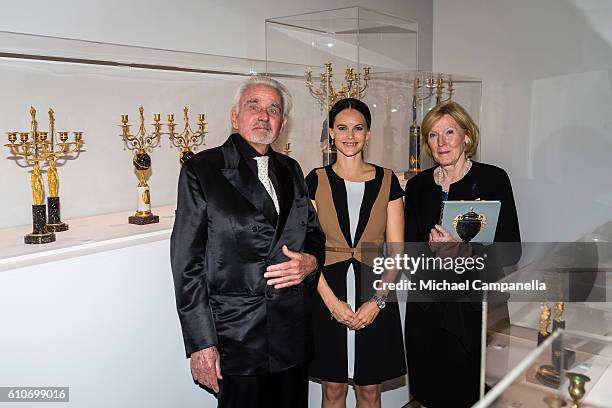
[{"x1": 404, "y1": 101, "x2": 520, "y2": 407}]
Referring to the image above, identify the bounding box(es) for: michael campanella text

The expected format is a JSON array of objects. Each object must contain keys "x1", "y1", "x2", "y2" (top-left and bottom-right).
[{"x1": 373, "y1": 279, "x2": 547, "y2": 292}]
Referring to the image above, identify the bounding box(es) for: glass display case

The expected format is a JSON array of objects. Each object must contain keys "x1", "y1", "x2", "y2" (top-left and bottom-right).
[
  {"x1": 478, "y1": 329, "x2": 612, "y2": 407},
  {"x1": 481, "y1": 238, "x2": 612, "y2": 406},
  {"x1": 266, "y1": 7, "x2": 482, "y2": 174},
  {"x1": 364, "y1": 71, "x2": 482, "y2": 177},
  {"x1": 0, "y1": 30, "x2": 324, "y2": 230},
  {"x1": 266, "y1": 6, "x2": 418, "y2": 73},
  {"x1": 266, "y1": 7, "x2": 420, "y2": 167}
]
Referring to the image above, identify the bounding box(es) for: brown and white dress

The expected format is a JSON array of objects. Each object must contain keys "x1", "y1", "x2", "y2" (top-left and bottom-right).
[{"x1": 306, "y1": 164, "x2": 406, "y2": 385}]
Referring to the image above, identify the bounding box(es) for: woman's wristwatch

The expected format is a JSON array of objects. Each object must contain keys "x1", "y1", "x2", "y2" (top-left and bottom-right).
[{"x1": 371, "y1": 294, "x2": 387, "y2": 309}]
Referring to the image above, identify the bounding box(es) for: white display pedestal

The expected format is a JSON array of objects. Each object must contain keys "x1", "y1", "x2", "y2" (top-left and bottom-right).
[{"x1": 0, "y1": 207, "x2": 214, "y2": 407}]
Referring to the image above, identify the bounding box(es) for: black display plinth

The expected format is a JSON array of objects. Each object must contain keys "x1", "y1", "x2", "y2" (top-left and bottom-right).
[
  {"x1": 128, "y1": 213, "x2": 159, "y2": 225},
  {"x1": 46, "y1": 196, "x2": 69, "y2": 232},
  {"x1": 24, "y1": 204, "x2": 56, "y2": 244},
  {"x1": 552, "y1": 320, "x2": 576, "y2": 369},
  {"x1": 537, "y1": 331, "x2": 549, "y2": 346}
]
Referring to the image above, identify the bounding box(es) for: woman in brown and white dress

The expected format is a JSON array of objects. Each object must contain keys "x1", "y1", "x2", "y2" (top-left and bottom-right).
[{"x1": 307, "y1": 98, "x2": 406, "y2": 408}]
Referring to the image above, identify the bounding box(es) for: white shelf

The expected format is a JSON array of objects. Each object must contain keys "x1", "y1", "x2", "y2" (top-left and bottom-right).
[{"x1": 0, "y1": 205, "x2": 175, "y2": 272}]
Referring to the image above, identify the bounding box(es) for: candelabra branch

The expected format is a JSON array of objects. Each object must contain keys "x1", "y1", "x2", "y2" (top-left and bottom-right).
[
  {"x1": 305, "y1": 62, "x2": 370, "y2": 111},
  {"x1": 120, "y1": 106, "x2": 162, "y2": 154},
  {"x1": 166, "y1": 106, "x2": 206, "y2": 164},
  {"x1": 416, "y1": 75, "x2": 454, "y2": 106}
]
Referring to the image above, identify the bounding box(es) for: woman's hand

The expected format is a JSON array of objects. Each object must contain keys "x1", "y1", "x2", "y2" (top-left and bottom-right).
[
  {"x1": 331, "y1": 300, "x2": 358, "y2": 328},
  {"x1": 429, "y1": 224, "x2": 473, "y2": 258},
  {"x1": 429, "y1": 224, "x2": 461, "y2": 243},
  {"x1": 352, "y1": 300, "x2": 380, "y2": 330}
]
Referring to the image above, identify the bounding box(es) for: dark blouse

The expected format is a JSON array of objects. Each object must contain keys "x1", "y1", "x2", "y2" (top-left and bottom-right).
[
  {"x1": 403, "y1": 161, "x2": 521, "y2": 407},
  {"x1": 404, "y1": 161, "x2": 520, "y2": 243}
]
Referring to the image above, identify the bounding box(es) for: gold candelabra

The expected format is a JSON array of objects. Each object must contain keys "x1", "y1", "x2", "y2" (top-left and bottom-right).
[
  {"x1": 167, "y1": 106, "x2": 206, "y2": 164},
  {"x1": 407, "y1": 75, "x2": 455, "y2": 175},
  {"x1": 417, "y1": 74, "x2": 454, "y2": 107},
  {"x1": 283, "y1": 142, "x2": 291, "y2": 156},
  {"x1": 408, "y1": 79, "x2": 422, "y2": 174},
  {"x1": 43, "y1": 108, "x2": 83, "y2": 232},
  {"x1": 433, "y1": 75, "x2": 454, "y2": 105},
  {"x1": 305, "y1": 62, "x2": 370, "y2": 165},
  {"x1": 5, "y1": 106, "x2": 83, "y2": 244},
  {"x1": 119, "y1": 106, "x2": 162, "y2": 225},
  {"x1": 536, "y1": 301, "x2": 576, "y2": 389},
  {"x1": 306, "y1": 62, "x2": 370, "y2": 111}
]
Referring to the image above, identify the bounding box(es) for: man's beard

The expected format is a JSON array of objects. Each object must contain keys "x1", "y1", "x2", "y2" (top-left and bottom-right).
[{"x1": 246, "y1": 127, "x2": 277, "y2": 145}]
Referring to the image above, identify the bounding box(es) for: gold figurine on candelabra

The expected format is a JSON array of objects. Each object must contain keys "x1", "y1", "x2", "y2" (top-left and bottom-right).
[
  {"x1": 5, "y1": 107, "x2": 84, "y2": 244},
  {"x1": 167, "y1": 106, "x2": 206, "y2": 164},
  {"x1": 538, "y1": 301, "x2": 552, "y2": 345},
  {"x1": 306, "y1": 62, "x2": 370, "y2": 165},
  {"x1": 407, "y1": 74, "x2": 455, "y2": 175},
  {"x1": 119, "y1": 106, "x2": 162, "y2": 225}
]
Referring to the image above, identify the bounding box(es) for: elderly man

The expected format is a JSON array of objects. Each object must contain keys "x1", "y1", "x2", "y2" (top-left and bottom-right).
[{"x1": 171, "y1": 76, "x2": 325, "y2": 408}]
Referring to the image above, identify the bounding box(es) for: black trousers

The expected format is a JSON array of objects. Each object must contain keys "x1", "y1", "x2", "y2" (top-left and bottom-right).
[{"x1": 217, "y1": 362, "x2": 309, "y2": 408}]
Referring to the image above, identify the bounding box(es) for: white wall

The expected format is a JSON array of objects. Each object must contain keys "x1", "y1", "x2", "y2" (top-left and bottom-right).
[
  {"x1": 433, "y1": 0, "x2": 612, "y2": 242},
  {"x1": 432, "y1": 0, "x2": 612, "y2": 337},
  {"x1": 0, "y1": 0, "x2": 433, "y2": 69}
]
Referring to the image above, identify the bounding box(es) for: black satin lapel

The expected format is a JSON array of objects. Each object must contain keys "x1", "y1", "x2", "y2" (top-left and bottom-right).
[
  {"x1": 325, "y1": 166, "x2": 352, "y2": 247},
  {"x1": 353, "y1": 166, "x2": 383, "y2": 246},
  {"x1": 270, "y1": 156, "x2": 294, "y2": 250},
  {"x1": 221, "y1": 159, "x2": 278, "y2": 226}
]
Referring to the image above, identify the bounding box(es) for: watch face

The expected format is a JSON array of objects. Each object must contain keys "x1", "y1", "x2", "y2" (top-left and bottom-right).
[{"x1": 374, "y1": 297, "x2": 386, "y2": 309}]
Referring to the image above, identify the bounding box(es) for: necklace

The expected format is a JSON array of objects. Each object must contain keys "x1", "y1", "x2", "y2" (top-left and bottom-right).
[{"x1": 437, "y1": 158, "x2": 472, "y2": 191}]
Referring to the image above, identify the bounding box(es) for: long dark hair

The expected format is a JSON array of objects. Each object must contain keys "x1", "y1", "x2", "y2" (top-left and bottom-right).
[{"x1": 328, "y1": 98, "x2": 372, "y2": 130}]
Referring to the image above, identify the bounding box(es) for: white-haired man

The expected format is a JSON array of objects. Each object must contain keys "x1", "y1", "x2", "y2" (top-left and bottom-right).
[{"x1": 171, "y1": 76, "x2": 325, "y2": 407}]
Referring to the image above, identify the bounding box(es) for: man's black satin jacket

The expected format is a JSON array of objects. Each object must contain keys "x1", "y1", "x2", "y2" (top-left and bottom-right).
[{"x1": 170, "y1": 134, "x2": 325, "y2": 375}]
